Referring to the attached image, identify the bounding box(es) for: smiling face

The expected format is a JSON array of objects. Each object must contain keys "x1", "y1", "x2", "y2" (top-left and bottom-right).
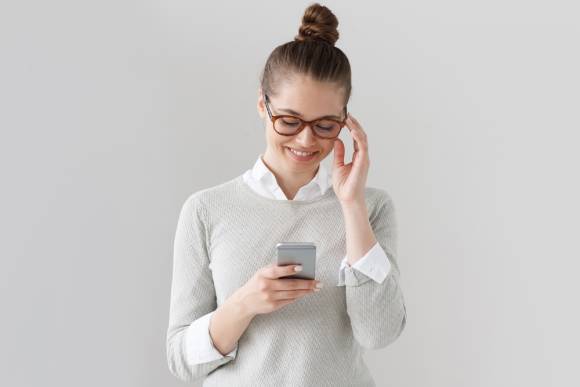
[{"x1": 257, "y1": 74, "x2": 347, "y2": 176}]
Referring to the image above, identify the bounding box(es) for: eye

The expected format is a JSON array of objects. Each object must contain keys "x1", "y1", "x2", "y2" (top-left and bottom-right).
[
  {"x1": 281, "y1": 118, "x2": 300, "y2": 126},
  {"x1": 315, "y1": 120, "x2": 337, "y2": 131}
]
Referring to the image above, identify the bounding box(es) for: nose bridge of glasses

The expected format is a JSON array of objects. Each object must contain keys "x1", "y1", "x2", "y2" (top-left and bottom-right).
[
  {"x1": 296, "y1": 119, "x2": 317, "y2": 140},
  {"x1": 301, "y1": 118, "x2": 316, "y2": 130}
]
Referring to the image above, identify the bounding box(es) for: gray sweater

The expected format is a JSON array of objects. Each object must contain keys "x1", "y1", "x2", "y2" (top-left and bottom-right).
[{"x1": 166, "y1": 174, "x2": 407, "y2": 386}]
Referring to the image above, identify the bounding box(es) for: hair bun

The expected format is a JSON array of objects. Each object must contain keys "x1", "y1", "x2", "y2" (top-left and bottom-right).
[{"x1": 295, "y1": 3, "x2": 339, "y2": 46}]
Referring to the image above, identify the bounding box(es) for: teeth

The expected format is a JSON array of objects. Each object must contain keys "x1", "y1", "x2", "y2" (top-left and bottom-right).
[{"x1": 288, "y1": 147, "x2": 315, "y2": 156}]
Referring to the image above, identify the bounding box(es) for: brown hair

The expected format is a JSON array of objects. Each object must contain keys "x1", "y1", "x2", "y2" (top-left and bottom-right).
[{"x1": 259, "y1": 3, "x2": 352, "y2": 105}]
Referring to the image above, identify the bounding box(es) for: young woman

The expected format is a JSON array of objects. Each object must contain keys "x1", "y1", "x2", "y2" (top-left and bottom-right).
[{"x1": 166, "y1": 3, "x2": 407, "y2": 386}]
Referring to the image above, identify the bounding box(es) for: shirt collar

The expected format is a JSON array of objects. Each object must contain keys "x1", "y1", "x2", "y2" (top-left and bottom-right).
[{"x1": 251, "y1": 154, "x2": 331, "y2": 196}]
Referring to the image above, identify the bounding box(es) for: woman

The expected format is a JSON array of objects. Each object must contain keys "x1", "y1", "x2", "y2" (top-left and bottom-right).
[{"x1": 166, "y1": 3, "x2": 407, "y2": 386}]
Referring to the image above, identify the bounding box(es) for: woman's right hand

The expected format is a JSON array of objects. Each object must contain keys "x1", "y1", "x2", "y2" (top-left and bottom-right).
[{"x1": 232, "y1": 263, "x2": 323, "y2": 317}]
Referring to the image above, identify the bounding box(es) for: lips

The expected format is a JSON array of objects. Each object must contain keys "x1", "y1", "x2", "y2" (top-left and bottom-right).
[
  {"x1": 286, "y1": 146, "x2": 318, "y2": 154},
  {"x1": 285, "y1": 146, "x2": 319, "y2": 161}
]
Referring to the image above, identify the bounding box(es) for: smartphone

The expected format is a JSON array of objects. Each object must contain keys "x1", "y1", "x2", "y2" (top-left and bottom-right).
[{"x1": 275, "y1": 242, "x2": 316, "y2": 280}]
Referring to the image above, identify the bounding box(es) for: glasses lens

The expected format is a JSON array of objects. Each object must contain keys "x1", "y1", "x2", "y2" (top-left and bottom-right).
[
  {"x1": 313, "y1": 119, "x2": 341, "y2": 138},
  {"x1": 274, "y1": 117, "x2": 341, "y2": 138},
  {"x1": 274, "y1": 117, "x2": 302, "y2": 134}
]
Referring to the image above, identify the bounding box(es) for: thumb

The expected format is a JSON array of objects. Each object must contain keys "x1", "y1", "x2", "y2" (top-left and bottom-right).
[{"x1": 333, "y1": 139, "x2": 345, "y2": 169}]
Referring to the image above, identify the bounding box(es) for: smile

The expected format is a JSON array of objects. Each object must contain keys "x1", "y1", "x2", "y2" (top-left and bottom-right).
[{"x1": 285, "y1": 147, "x2": 319, "y2": 161}]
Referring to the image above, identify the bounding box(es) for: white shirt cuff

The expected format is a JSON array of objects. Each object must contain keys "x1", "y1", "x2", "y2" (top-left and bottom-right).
[
  {"x1": 337, "y1": 242, "x2": 391, "y2": 285},
  {"x1": 185, "y1": 311, "x2": 238, "y2": 365}
]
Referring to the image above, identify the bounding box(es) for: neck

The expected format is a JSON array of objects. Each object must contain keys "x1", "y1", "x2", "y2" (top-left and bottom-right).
[{"x1": 261, "y1": 151, "x2": 319, "y2": 200}]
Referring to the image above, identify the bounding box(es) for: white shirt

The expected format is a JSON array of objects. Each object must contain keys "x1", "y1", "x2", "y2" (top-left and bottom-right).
[{"x1": 185, "y1": 154, "x2": 392, "y2": 364}]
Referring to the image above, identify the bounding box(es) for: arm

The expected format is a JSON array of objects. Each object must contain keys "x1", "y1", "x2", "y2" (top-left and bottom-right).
[
  {"x1": 337, "y1": 242, "x2": 392, "y2": 286},
  {"x1": 339, "y1": 192, "x2": 407, "y2": 349},
  {"x1": 184, "y1": 311, "x2": 238, "y2": 364},
  {"x1": 166, "y1": 194, "x2": 238, "y2": 382},
  {"x1": 208, "y1": 291, "x2": 254, "y2": 356}
]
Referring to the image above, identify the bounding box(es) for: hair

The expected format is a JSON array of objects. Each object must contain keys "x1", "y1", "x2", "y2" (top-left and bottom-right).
[{"x1": 259, "y1": 3, "x2": 352, "y2": 105}]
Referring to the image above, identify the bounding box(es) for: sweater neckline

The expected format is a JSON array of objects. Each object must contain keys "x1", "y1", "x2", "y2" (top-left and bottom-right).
[{"x1": 234, "y1": 174, "x2": 336, "y2": 205}]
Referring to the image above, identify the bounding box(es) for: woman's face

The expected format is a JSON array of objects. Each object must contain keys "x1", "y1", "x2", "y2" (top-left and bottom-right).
[{"x1": 257, "y1": 74, "x2": 346, "y2": 175}]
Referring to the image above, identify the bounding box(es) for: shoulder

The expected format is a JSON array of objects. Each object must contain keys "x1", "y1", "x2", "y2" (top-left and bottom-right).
[
  {"x1": 364, "y1": 185, "x2": 395, "y2": 208},
  {"x1": 364, "y1": 186, "x2": 396, "y2": 226},
  {"x1": 179, "y1": 175, "x2": 240, "y2": 215}
]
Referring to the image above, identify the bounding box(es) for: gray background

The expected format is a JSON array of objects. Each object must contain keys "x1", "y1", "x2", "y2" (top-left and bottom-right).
[{"x1": 1, "y1": 1, "x2": 579, "y2": 386}]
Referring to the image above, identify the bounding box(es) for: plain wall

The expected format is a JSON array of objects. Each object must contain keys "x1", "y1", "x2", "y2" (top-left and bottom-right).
[{"x1": 1, "y1": 1, "x2": 579, "y2": 386}]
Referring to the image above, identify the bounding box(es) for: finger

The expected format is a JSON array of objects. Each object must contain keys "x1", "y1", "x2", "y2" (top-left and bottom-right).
[
  {"x1": 351, "y1": 132, "x2": 370, "y2": 167},
  {"x1": 272, "y1": 278, "x2": 317, "y2": 291},
  {"x1": 274, "y1": 298, "x2": 296, "y2": 308},
  {"x1": 348, "y1": 113, "x2": 366, "y2": 135},
  {"x1": 333, "y1": 138, "x2": 345, "y2": 169},
  {"x1": 347, "y1": 114, "x2": 368, "y2": 142},
  {"x1": 349, "y1": 124, "x2": 368, "y2": 151},
  {"x1": 351, "y1": 128, "x2": 360, "y2": 163},
  {"x1": 262, "y1": 263, "x2": 303, "y2": 279},
  {"x1": 272, "y1": 289, "x2": 315, "y2": 301}
]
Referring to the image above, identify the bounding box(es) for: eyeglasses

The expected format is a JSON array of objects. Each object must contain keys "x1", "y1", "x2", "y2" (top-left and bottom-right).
[{"x1": 263, "y1": 93, "x2": 348, "y2": 139}]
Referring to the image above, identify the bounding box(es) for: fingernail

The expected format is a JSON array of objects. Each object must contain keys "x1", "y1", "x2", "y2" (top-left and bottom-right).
[
  {"x1": 294, "y1": 265, "x2": 303, "y2": 272},
  {"x1": 315, "y1": 282, "x2": 324, "y2": 289}
]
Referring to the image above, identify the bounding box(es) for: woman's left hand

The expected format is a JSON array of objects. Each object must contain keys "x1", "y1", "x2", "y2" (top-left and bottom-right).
[{"x1": 332, "y1": 113, "x2": 370, "y2": 205}]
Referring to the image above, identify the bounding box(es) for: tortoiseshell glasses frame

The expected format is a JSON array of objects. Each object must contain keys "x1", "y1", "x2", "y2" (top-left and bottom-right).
[{"x1": 263, "y1": 93, "x2": 348, "y2": 140}]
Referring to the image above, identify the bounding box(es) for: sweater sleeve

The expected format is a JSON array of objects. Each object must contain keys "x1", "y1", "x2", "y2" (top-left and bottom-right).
[
  {"x1": 166, "y1": 194, "x2": 235, "y2": 382},
  {"x1": 185, "y1": 311, "x2": 238, "y2": 364},
  {"x1": 337, "y1": 242, "x2": 392, "y2": 285},
  {"x1": 341, "y1": 192, "x2": 407, "y2": 350}
]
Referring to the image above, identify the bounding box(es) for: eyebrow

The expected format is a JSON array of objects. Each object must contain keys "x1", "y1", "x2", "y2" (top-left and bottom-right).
[{"x1": 277, "y1": 107, "x2": 344, "y2": 121}]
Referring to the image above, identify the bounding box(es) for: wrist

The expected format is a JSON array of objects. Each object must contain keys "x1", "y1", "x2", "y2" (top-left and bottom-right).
[
  {"x1": 227, "y1": 290, "x2": 255, "y2": 321},
  {"x1": 340, "y1": 198, "x2": 367, "y2": 212}
]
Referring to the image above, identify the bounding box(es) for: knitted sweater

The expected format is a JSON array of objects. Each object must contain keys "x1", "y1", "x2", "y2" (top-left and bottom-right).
[{"x1": 166, "y1": 174, "x2": 407, "y2": 386}]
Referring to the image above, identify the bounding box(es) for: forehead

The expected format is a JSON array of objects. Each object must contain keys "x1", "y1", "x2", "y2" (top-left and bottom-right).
[{"x1": 271, "y1": 75, "x2": 345, "y2": 119}]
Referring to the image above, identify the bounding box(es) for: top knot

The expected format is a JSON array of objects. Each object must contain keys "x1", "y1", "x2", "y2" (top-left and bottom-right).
[{"x1": 294, "y1": 3, "x2": 339, "y2": 46}]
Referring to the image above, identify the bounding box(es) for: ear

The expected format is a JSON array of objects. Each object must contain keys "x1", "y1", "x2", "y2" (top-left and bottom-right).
[{"x1": 257, "y1": 87, "x2": 266, "y2": 119}]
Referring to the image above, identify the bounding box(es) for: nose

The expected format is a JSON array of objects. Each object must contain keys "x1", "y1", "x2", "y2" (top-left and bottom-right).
[{"x1": 295, "y1": 123, "x2": 318, "y2": 146}]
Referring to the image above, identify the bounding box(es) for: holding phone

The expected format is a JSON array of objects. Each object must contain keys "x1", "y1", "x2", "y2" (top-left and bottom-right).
[{"x1": 275, "y1": 242, "x2": 316, "y2": 280}]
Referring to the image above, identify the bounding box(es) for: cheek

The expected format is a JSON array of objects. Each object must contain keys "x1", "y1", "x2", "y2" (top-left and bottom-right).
[
  {"x1": 265, "y1": 132, "x2": 286, "y2": 151},
  {"x1": 322, "y1": 143, "x2": 335, "y2": 155}
]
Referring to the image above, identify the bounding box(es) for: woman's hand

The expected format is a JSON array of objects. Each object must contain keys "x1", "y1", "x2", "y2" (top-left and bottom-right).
[
  {"x1": 332, "y1": 113, "x2": 370, "y2": 204},
  {"x1": 231, "y1": 263, "x2": 322, "y2": 318}
]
